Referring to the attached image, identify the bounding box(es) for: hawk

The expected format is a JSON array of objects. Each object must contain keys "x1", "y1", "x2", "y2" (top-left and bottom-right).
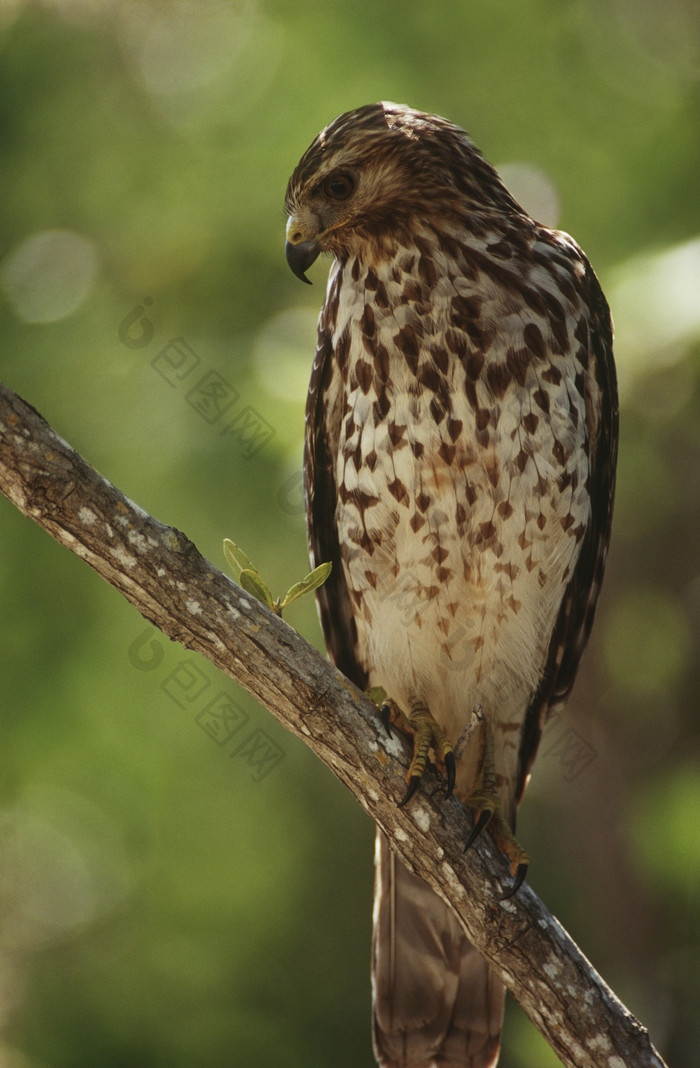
[{"x1": 285, "y1": 103, "x2": 617, "y2": 1068}]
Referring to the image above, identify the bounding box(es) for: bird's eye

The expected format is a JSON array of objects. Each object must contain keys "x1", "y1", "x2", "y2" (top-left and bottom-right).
[{"x1": 322, "y1": 173, "x2": 355, "y2": 201}]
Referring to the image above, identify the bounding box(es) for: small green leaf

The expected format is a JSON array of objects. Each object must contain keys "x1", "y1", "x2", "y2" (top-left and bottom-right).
[
  {"x1": 280, "y1": 561, "x2": 332, "y2": 608},
  {"x1": 224, "y1": 541, "x2": 331, "y2": 619},
  {"x1": 223, "y1": 538, "x2": 255, "y2": 578},
  {"x1": 366, "y1": 686, "x2": 387, "y2": 707},
  {"x1": 239, "y1": 568, "x2": 274, "y2": 608}
]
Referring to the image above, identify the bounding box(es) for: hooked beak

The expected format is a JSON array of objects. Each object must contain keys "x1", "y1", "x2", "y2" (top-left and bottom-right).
[
  {"x1": 285, "y1": 215, "x2": 321, "y2": 284},
  {"x1": 285, "y1": 237, "x2": 320, "y2": 284}
]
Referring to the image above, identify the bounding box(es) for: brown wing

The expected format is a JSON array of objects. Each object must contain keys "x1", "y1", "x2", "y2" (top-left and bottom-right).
[
  {"x1": 516, "y1": 257, "x2": 618, "y2": 801},
  {"x1": 304, "y1": 278, "x2": 369, "y2": 691}
]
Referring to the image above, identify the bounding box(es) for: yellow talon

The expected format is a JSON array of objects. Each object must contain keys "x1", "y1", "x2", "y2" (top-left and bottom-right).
[
  {"x1": 368, "y1": 687, "x2": 528, "y2": 895},
  {"x1": 394, "y1": 698, "x2": 456, "y2": 804},
  {"x1": 371, "y1": 695, "x2": 456, "y2": 803}
]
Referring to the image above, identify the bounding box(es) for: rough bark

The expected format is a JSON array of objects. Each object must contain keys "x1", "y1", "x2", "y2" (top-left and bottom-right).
[{"x1": 0, "y1": 380, "x2": 667, "y2": 1068}]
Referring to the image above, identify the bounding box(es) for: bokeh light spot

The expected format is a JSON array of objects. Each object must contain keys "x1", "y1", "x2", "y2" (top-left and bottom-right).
[
  {"x1": 609, "y1": 237, "x2": 700, "y2": 398},
  {"x1": 118, "y1": 0, "x2": 254, "y2": 99},
  {"x1": 496, "y1": 162, "x2": 560, "y2": 228},
  {"x1": 0, "y1": 787, "x2": 132, "y2": 952},
  {"x1": 116, "y1": 0, "x2": 281, "y2": 130},
  {"x1": 0, "y1": 229, "x2": 99, "y2": 324}
]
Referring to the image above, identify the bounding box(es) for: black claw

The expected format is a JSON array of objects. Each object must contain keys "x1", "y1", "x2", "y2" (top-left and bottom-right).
[
  {"x1": 444, "y1": 751, "x2": 456, "y2": 798},
  {"x1": 500, "y1": 861, "x2": 529, "y2": 900},
  {"x1": 463, "y1": 809, "x2": 492, "y2": 852},
  {"x1": 380, "y1": 702, "x2": 393, "y2": 737},
  {"x1": 398, "y1": 776, "x2": 420, "y2": 808}
]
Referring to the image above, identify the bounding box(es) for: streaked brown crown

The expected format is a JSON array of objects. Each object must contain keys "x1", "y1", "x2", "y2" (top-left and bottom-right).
[{"x1": 285, "y1": 102, "x2": 527, "y2": 257}]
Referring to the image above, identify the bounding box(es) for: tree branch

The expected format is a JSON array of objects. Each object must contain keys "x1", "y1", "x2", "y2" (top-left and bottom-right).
[{"x1": 0, "y1": 380, "x2": 666, "y2": 1068}]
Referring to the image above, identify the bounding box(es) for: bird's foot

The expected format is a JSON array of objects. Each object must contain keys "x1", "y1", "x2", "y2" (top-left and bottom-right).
[
  {"x1": 377, "y1": 695, "x2": 456, "y2": 806},
  {"x1": 464, "y1": 794, "x2": 529, "y2": 898},
  {"x1": 463, "y1": 715, "x2": 529, "y2": 897}
]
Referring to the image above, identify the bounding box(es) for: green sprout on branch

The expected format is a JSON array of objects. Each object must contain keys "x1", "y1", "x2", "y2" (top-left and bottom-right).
[{"x1": 223, "y1": 538, "x2": 331, "y2": 617}]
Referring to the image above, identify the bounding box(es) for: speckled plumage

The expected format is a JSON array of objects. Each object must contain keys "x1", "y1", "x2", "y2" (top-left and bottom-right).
[{"x1": 286, "y1": 102, "x2": 617, "y2": 1068}]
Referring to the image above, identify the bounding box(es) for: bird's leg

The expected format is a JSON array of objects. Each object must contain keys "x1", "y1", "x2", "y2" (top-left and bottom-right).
[
  {"x1": 369, "y1": 691, "x2": 455, "y2": 805},
  {"x1": 384, "y1": 698, "x2": 456, "y2": 805},
  {"x1": 463, "y1": 715, "x2": 529, "y2": 897},
  {"x1": 368, "y1": 689, "x2": 526, "y2": 894}
]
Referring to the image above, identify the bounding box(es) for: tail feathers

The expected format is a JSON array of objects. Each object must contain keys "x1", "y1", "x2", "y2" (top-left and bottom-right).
[{"x1": 372, "y1": 830, "x2": 504, "y2": 1068}]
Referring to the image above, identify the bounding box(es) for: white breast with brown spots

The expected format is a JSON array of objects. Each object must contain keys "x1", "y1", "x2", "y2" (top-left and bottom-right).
[{"x1": 325, "y1": 226, "x2": 593, "y2": 809}]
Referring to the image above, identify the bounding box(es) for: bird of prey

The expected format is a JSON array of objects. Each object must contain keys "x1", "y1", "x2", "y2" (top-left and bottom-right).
[{"x1": 285, "y1": 102, "x2": 617, "y2": 1068}]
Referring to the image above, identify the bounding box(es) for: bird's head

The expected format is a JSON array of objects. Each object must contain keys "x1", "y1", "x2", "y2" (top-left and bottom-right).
[{"x1": 284, "y1": 102, "x2": 520, "y2": 283}]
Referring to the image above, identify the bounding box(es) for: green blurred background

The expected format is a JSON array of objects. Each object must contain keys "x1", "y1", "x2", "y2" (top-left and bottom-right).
[{"x1": 1, "y1": 1, "x2": 699, "y2": 1065}]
